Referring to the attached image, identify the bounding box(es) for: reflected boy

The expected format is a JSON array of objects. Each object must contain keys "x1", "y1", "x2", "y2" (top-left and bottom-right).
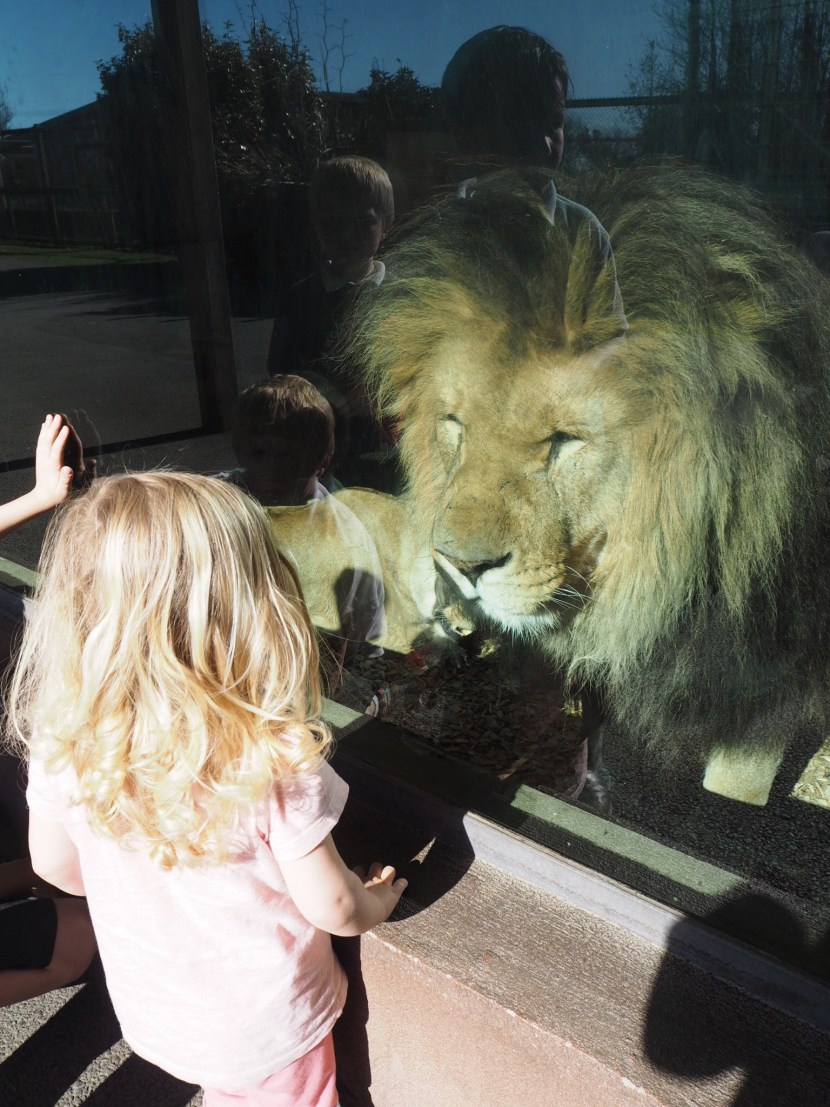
[
  {"x1": 228, "y1": 376, "x2": 335, "y2": 506},
  {"x1": 442, "y1": 25, "x2": 569, "y2": 170},
  {"x1": 267, "y1": 156, "x2": 394, "y2": 377},
  {"x1": 225, "y1": 376, "x2": 386, "y2": 664},
  {"x1": 267, "y1": 157, "x2": 395, "y2": 487}
]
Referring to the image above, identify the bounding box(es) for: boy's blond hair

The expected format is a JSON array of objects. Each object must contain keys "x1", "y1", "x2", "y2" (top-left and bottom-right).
[
  {"x1": 232, "y1": 376, "x2": 335, "y2": 469},
  {"x1": 9, "y1": 472, "x2": 332, "y2": 870},
  {"x1": 310, "y1": 155, "x2": 395, "y2": 223}
]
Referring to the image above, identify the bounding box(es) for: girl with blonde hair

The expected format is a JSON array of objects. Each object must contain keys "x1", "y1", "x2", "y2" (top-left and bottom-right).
[{"x1": 10, "y1": 471, "x2": 406, "y2": 1106}]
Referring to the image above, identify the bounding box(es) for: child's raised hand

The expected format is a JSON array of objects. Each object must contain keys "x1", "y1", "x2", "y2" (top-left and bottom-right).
[
  {"x1": 353, "y1": 861, "x2": 408, "y2": 921},
  {"x1": 32, "y1": 414, "x2": 76, "y2": 513},
  {"x1": 0, "y1": 414, "x2": 93, "y2": 540}
]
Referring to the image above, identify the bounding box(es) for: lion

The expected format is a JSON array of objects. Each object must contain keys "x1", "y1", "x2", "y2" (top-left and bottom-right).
[
  {"x1": 266, "y1": 487, "x2": 446, "y2": 659},
  {"x1": 344, "y1": 166, "x2": 830, "y2": 806}
]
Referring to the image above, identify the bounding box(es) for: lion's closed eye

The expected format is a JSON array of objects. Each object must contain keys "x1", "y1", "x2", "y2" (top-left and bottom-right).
[
  {"x1": 547, "y1": 430, "x2": 583, "y2": 467},
  {"x1": 436, "y1": 415, "x2": 463, "y2": 468}
]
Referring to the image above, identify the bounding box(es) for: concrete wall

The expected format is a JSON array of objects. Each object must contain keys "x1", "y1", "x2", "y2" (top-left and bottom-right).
[{"x1": 331, "y1": 792, "x2": 830, "y2": 1107}]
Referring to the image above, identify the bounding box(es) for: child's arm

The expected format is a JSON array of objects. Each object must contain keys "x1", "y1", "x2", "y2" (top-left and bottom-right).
[
  {"x1": 280, "y1": 833, "x2": 407, "y2": 937},
  {"x1": 0, "y1": 857, "x2": 63, "y2": 900},
  {"x1": 28, "y1": 812, "x2": 86, "y2": 897},
  {"x1": 0, "y1": 414, "x2": 77, "y2": 539},
  {"x1": 0, "y1": 899, "x2": 97, "y2": 1008}
]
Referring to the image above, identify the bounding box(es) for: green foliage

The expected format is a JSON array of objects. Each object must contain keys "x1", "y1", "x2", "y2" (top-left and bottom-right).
[
  {"x1": 96, "y1": 19, "x2": 327, "y2": 246},
  {"x1": 203, "y1": 19, "x2": 326, "y2": 197},
  {"x1": 97, "y1": 23, "x2": 172, "y2": 246},
  {"x1": 363, "y1": 65, "x2": 439, "y2": 121},
  {"x1": 349, "y1": 64, "x2": 440, "y2": 158}
]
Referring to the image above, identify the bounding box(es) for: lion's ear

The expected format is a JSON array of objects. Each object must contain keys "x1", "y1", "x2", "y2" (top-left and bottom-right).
[{"x1": 564, "y1": 221, "x2": 628, "y2": 352}]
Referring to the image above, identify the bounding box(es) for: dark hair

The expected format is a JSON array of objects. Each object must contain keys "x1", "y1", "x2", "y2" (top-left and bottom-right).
[
  {"x1": 231, "y1": 376, "x2": 335, "y2": 463},
  {"x1": 441, "y1": 26, "x2": 569, "y2": 151}
]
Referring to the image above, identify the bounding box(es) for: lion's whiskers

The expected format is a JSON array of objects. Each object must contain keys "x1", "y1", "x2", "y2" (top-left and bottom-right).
[{"x1": 551, "y1": 586, "x2": 589, "y2": 612}]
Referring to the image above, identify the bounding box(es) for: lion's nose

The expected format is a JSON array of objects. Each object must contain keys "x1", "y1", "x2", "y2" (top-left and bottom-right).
[{"x1": 436, "y1": 550, "x2": 510, "y2": 586}]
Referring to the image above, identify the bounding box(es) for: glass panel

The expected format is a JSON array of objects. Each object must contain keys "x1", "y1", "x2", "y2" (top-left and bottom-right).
[{"x1": 2, "y1": 1, "x2": 828, "y2": 974}]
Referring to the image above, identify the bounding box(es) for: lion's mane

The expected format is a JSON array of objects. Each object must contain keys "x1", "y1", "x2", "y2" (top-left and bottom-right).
[{"x1": 347, "y1": 167, "x2": 830, "y2": 776}]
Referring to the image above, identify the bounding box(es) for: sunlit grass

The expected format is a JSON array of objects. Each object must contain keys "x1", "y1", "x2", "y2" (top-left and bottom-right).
[{"x1": 0, "y1": 243, "x2": 174, "y2": 266}]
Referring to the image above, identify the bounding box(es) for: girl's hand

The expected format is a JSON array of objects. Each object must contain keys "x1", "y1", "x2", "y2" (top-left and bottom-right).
[
  {"x1": 32, "y1": 414, "x2": 75, "y2": 512},
  {"x1": 282, "y1": 836, "x2": 407, "y2": 936},
  {"x1": 0, "y1": 414, "x2": 95, "y2": 540},
  {"x1": 353, "y1": 862, "x2": 408, "y2": 921}
]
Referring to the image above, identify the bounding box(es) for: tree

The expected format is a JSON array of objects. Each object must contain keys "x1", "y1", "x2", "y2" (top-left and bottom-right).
[
  {"x1": 0, "y1": 81, "x2": 13, "y2": 130},
  {"x1": 351, "y1": 64, "x2": 440, "y2": 158},
  {"x1": 96, "y1": 18, "x2": 327, "y2": 245},
  {"x1": 97, "y1": 23, "x2": 174, "y2": 246},
  {"x1": 627, "y1": 0, "x2": 830, "y2": 225},
  {"x1": 626, "y1": 38, "x2": 684, "y2": 158},
  {"x1": 203, "y1": 19, "x2": 326, "y2": 198},
  {"x1": 316, "y1": 1, "x2": 354, "y2": 93}
]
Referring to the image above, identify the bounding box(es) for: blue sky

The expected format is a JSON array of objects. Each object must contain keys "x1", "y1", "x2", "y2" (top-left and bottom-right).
[{"x1": 0, "y1": 0, "x2": 664, "y2": 127}]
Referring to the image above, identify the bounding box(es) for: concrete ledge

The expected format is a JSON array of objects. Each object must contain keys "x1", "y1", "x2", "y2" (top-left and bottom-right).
[
  {"x1": 341, "y1": 931, "x2": 661, "y2": 1107},
  {"x1": 332, "y1": 794, "x2": 830, "y2": 1107}
]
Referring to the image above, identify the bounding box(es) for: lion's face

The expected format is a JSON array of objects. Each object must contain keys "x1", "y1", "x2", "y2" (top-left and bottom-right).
[
  {"x1": 402, "y1": 331, "x2": 633, "y2": 640},
  {"x1": 352, "y1": 168, "x2": 815, "y2": 688}
]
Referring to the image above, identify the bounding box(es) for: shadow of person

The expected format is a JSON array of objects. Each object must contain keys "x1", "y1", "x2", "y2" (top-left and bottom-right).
[
  {"x1": 83, "y1": 1052, "x2": 197, "y2": 1106},
  {"x1": 332, "y1": 936, "x2": 375, "y2": 1107},
  {"x1": 0, "y1": 964, "x2": 119, "y2": 1106},
  {"x1": 643, "y1": 893, "x2": 830, "y2": 1106},
  {"x1": 329, "y1": 729, "x2": 480, "y2": 1107}
]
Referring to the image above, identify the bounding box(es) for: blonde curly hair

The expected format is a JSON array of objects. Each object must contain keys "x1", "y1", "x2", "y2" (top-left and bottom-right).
[{"x1": 9, "y1": 471, "x2": 332, "y2": 869}]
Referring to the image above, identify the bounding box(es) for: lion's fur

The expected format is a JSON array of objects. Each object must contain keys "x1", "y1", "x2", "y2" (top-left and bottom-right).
[
  {"x1": 267, "y1": 488, "x2": 442, "y2": 657},
  {"x1": 347, "y1": 167, "x2": 830, "y2": 768}
]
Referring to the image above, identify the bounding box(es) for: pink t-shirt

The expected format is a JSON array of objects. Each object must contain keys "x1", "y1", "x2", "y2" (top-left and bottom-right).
[{"x1": 27, "y1": 756, "x2": 349, "y2": 1088}]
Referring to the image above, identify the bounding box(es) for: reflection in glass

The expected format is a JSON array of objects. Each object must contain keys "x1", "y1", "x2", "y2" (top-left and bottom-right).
[
  {"x1": 2, "y1": 3, "x2": 829, "y2": 965},
  {"x1": 272, "y1": 163, "x2": 830, "y2": 922}
]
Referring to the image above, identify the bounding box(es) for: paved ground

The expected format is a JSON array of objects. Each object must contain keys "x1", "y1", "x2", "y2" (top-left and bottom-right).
[
  {"x1": 0, "y1": 967, "x2": 203, "y2": 1106},
  {"x1": 0, "y1": 261, "x2": 273, "y2": 569}
]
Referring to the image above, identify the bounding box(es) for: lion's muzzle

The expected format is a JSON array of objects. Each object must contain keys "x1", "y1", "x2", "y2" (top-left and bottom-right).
[{"x1": 434, "y1": 548, "x2": 511, "y2": 591}]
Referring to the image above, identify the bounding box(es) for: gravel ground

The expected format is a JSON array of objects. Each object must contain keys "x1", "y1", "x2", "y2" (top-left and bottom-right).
[
  {"x1": 338, "y1": 636, "x2": 588, "y2": 798},
  {"x1": 336, "y1": 638, "x2": 830, "y2": 913}
]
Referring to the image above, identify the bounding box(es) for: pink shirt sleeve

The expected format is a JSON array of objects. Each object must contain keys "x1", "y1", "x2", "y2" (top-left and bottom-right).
[
  {"x1": 26, "y1": 754, "x2": 73, "y2": 822},
  {"x1": 262, "y1": 760, "x2": 349, "y2": 862}
]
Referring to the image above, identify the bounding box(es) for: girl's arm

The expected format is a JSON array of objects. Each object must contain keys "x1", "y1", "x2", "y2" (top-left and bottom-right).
[
  {"x1": 280, "y1": 834, "x2": 407, "y2": 937},
  {"x1": 28, "y1": 812, "x2": 86, "y2": 897},
  {"x1": 0, "y1": 415, "x2": 76, "y2": 539}
]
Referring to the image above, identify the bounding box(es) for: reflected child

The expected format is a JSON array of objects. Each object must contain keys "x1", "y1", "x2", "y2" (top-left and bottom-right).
[
  {"x1": 442, "y1": 25, "x2": 569, "y2": 170},
  {"x1": 267, "y1": 156, "x2": 394, "y2": 378},
  {"x1": 223, "y1": 376, "x2": 386, "y2": 669},
  {"x1": 267, "y1": 156, "x2": 395, "y2": 487},
  {"x1": 228, "y1": 375, "x2": 336, "y2": 507}
]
